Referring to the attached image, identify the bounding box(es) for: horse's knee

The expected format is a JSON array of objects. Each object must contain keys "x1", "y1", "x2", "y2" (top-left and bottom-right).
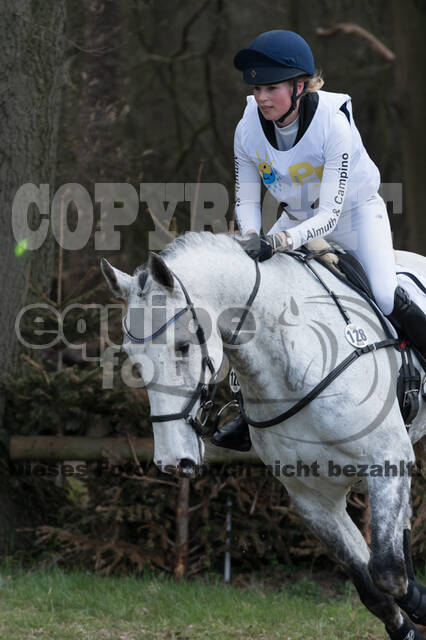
[{"x1": 369, "y1": 552, "x2": 408, "y2": 599}]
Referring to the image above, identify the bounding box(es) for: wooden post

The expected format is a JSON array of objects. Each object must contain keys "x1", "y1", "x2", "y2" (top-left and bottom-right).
[
  {"x1": 224, "y1": 495, "x2": 232, "y2": 583},
  {"x1": 174, "y1": 477, "x2": 190, "y2": 580}
]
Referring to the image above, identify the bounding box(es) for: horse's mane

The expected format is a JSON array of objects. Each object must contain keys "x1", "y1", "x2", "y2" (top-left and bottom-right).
[
  {"x1": 133, "y1": 232, "x2": 244, "y2": 290},
  {"x1": 161, "y1": 231, "x2": 242, "y2": 260}
]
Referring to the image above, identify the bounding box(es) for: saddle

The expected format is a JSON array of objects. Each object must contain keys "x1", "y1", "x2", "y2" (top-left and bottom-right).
[{"x1": 304, "y1": 239, "x2": 425, "y2": 426}]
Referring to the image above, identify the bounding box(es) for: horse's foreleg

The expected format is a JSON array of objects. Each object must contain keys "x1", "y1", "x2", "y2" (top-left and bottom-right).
[
  {"x1": 366, "y1": 465, "x2": 426, "y2": 629},
  {"x1": 368, "y1": 474, "x2": 411, "y2": 599},
  {"x1": 288, "y1": 484, "x2": 422, "y2": 639},
  {"x1": 397, "y1": 526, "x2": 426, "y2": 626}
]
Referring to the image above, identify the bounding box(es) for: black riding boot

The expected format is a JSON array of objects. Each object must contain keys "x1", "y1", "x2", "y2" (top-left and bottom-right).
[
  {"x1": 211, "y1": 413, "x2": 252, "y2": 452},
  {"x1": 387, "y1": 286, "x2": 426, "y2": 360}
]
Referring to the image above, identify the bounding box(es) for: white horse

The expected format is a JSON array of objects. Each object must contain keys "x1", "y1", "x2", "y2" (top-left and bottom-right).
[{"x1": 102, "y1": 232, "x2": 426, "y2": 640}]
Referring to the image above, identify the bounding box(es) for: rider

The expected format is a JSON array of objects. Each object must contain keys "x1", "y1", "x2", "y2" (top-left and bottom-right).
[{"x1": 212, "y1": 29, "x2": 426, "y2": 452}]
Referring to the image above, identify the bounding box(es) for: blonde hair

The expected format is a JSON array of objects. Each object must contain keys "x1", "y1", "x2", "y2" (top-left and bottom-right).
[{"x1": 303, "y1": 70, "x2": 324, "y2": 92}]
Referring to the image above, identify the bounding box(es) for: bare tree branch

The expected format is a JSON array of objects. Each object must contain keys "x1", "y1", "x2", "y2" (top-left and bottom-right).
[
  {"x1": 174, "y1": 0, "x2": 211, "y2": 57},
  {"x1": 173, "y1": 122, "x2": 210, "y2": 170},
  {"x1": 202, "y1": 1, "x2": 228, "y2": 157},
  {"x1": 316, "y1": 23, "x2": 396, "y2": 62},
  {"x1": 190, "y1": 159, "x2": 205, "y2": 232},
  {"x1": 131, "y1": 0, "x2": 229, "y2": 180},
  {"x1": 147, "y1": 207, "x2": 176, "y2": 242}
]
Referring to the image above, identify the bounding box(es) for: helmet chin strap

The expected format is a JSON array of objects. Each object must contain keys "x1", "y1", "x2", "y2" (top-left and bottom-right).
[{"x1": 275, "y1": 78, "x2": 308, "y2": 125}]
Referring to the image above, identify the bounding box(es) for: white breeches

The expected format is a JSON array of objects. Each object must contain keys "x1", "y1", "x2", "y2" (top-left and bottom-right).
[
  {"x1": 328, "y1": 194, "x2": 397, "y2": 315},
  {"x1": 269, "y1": 194, "x2": 398, "y2": 315}
]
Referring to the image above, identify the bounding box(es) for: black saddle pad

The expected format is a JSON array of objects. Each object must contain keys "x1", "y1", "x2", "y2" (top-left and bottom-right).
[
  {"x1": 310, "y1": 246, "x2": 426, "y2": 372},
  {"x1": 299, "y1": 245, "x2": 375, "y2": 302},
  {"x1": 335, "y1": 252, "x2": 375, "y2": 301}
]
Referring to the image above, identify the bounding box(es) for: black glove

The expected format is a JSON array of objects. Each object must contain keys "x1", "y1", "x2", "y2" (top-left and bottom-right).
[{"x1": 243, "y1": 233, "x2": 273, "y2": 262}]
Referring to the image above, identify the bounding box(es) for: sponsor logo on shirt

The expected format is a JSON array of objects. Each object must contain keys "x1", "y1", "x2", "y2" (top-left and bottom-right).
[
  {"x1": 289, "y1": 161, "x2": 324, "y2": 186},
  {"x1": 334, "y1": 152, "x2": 349, "y2": 206},
  {"x1": 255, "y1": 151, "x2": 276, "y2": 185},
  {"x1": 306, "y1": 215, "x2": 338, "y2": 240}
]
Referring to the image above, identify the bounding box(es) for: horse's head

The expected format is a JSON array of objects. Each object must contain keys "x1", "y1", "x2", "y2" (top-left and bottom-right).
[{"x1": 101, "y1": 253, "x2": 223, "y2": 478}]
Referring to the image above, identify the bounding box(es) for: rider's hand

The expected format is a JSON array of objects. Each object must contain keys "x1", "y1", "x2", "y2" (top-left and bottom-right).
[
  {"x1": 265, "y1": 232, "x2": 290, "y2": 253},
  {"x1": 243, "y1": 233, "x2": 273, "y2": 262}
]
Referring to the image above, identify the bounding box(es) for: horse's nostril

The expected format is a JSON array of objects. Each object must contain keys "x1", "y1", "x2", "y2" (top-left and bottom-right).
[{"x1": 178, "y1": 458, "x2": 197, "y2": 478}]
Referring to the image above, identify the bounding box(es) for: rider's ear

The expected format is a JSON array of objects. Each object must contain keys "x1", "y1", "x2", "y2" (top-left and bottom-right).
[
  {"x1": 148, "y1": 252, "x2": 174, "y2": 293},
  {"x1": 100, "y1": 258, "x2": 132, "y2": 299}
]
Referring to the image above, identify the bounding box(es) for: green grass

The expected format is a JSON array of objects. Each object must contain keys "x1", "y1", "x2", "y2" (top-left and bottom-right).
[{"x1": 0, "y1": 564, "x2": 399, "y2": 639}]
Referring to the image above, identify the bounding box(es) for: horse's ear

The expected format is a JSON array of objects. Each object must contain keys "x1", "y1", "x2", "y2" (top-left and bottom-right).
[
  {"x1": 148, "y1": 252, "x2": 174, "y2": 293},
  {"x1": 100, "y1": 258, "x2": 132, "y2": 299}
]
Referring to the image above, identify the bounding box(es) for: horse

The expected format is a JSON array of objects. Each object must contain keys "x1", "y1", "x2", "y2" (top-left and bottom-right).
[{"x1": 101, "y1": 232, "x2": 426, "y2": 640}]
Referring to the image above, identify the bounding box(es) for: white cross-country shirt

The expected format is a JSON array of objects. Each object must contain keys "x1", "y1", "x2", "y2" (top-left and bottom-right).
[{"x1": 234, "y1": 90, "x2": 380, "y2": 249}]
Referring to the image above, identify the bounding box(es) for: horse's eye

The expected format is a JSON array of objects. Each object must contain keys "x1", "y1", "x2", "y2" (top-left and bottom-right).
[{"x1": 176, "y1": 342, "x2": 190, "y2": 357}]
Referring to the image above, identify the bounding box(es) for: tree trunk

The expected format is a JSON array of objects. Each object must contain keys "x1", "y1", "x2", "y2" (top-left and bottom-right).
[
  {"x1": 0, "y1": 0, "x2": 66, "y2": 551},
  {"x1": 391, "y1": 0, "x2": 426, "y2": 253}
]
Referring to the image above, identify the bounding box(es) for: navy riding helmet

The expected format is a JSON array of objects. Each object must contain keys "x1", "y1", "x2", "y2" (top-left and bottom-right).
[
  {"x1": 234, "y1": 30, "x2": 315, "y2": 122},
  {"x1": 234, "y1": 30, "x2": 315, "y2": 84}
]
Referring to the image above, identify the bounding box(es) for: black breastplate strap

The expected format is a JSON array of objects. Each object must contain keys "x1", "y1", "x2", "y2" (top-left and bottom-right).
[
  {"x1": 238, "y1": 338, "x2": 398, "y2": 428},
  {"x1": 238, "y1": 249, "x2": 399, "y2": 429}
]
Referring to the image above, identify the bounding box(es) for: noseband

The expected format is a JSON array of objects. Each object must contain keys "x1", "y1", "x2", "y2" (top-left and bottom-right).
[{"x1": 122, "y1": 271, "x2": 216, "y2": 436}]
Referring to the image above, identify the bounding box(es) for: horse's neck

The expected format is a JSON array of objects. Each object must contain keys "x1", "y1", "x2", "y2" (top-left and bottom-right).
[
  {"x1": 169, "y1": 248, "x2": 264, "y2": 311},
  {"x1": 170, "y1": 249, "x2": 305, "y2": 389},
  {"x1": 170, "y1": 248, "x2": 295, "y2": 319}
]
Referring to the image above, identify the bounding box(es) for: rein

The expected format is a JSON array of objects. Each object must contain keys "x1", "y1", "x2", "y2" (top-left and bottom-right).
[
  {"x1": 205, "y1": 260, "x2": 261, "y2": 415},
  {"x1": 123, "y1": 248, "x2": 399, "y2": 435}
]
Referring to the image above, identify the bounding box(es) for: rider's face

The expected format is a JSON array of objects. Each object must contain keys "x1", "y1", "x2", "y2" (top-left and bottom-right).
[{"x1": 253, "y1": 80, "x2": 303, "y2": 124}]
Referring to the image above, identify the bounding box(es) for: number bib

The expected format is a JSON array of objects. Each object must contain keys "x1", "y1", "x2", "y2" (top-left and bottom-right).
[
  {"x1": 229, "y1": 369, "x2": 240, "y2": 393},
  {"x1": 344, "y1": 323, "x2": 369, "y2": 348}
]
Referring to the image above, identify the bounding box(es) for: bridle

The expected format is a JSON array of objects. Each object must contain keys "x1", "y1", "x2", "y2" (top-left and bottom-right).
[
  {"x1": 122, "y1": 261, "x2": 261, "y2": 437},
  {"x1": 122, "y1": 272, "x2": 216, "y2": 437}
]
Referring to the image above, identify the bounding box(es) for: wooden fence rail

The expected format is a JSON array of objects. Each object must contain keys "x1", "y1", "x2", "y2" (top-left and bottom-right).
[
  {"x1": 9, "y1": 435, "x2": 260, "y2": 464},
  {"x1": 9, "y1": 435, "x2": 261, "y2": 581}
]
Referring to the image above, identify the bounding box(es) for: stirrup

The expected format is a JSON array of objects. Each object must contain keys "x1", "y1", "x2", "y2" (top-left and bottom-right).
[{"x1": 211, "y1": 413, "x2": 252, "y2": 452}]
